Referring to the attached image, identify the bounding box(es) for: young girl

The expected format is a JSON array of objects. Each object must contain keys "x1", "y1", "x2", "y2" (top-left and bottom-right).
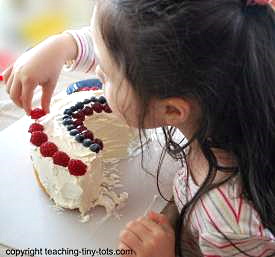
[{"x1": 2, "y1": 0, "x2": 275, "y2": 256}]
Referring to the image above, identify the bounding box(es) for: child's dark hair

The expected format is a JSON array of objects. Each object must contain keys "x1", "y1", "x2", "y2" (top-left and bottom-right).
[{"x1": 95, "y1": 0, "x2": 275, "y2": 256}]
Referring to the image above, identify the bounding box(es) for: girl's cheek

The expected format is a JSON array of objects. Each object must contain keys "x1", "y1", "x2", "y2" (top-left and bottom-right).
[
  {"x1": 105, "y1": 87, "x2": 159, "y2": 129},
  {"x1": 104, "y1": 82, "x2": 116, "y2": 111},
  {"x1": 104, "y1": 81, "x2": 124, "y2": 119},
  {"x1": 104, "y1": 79, "x2": 140, "y2": 127}
]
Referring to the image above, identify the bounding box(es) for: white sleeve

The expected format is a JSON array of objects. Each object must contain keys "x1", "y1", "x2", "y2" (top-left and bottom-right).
[{"x1": 63, "y1": 26, "x2": 97, "y2": 73}]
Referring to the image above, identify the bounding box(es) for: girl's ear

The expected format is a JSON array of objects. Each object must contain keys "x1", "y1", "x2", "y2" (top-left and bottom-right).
[{"x1": 159, "y1": 97, "x2": 192, "y2": 127}]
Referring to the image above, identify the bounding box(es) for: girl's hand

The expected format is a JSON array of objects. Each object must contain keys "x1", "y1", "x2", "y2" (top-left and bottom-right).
[
  {"x1": 118, "y1": 211, "x2": 176, "y2": 257},
  {"x1": 2, "y1": 33, "x2": 77, "y2": 114}
]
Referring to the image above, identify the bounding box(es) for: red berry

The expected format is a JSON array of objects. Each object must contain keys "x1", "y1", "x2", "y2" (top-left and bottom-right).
[
  {"x1": 68, "y1": 159, "x2": 87, "y2": 176},
  {"x1": 83, "y1": 106, "x2": 93, "y2": 116},
  {"x1": 76, "y1": 125, "x2": 87, "y2": 132},
  {"x1": 73, "y1": 119, "x2": 83, "y2": 126},
  {"x1": 28, "y1": 123, "x2": 44, "y2": 133},
  {"x1": 52, "y1": 151, "x2": 70, "y2": 167},
  {"x1": 81, "y1": 130, "x2": 94, "y2": 140},
  {"x1": 0, "y1": 75, "x2": 3, "y2": 81},
  {"x1": 72, "y1": 111, "x2": 85, "y2": 120},
  {"x1": 94, "y1": 138, "x2": 104, "y2": 150},
  {"x1": 30, "y1": 108, "x2": 46, "y2": 119},
  {"x1": 92, "y1": 102, "x2": 103, "y2": 113},
  {"x1": 91, "y1": 87, "x2": 98, "y2": 91},
  {"x1": 102, "y1": 104, "x2": 112, "y2": 113},
  {"x1": 40, "y1": 142, "x2": 58, "y2": 157},
  {"x1": 30, "y1": 131, "x2": 48, "y2": 146}
]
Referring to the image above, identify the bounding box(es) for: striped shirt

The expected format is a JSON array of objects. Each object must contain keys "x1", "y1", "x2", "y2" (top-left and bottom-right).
[
  {"x1": 64, "y1": 27, "x2": 275, "y2": 256},
  {"x1": 64, "y1": 27, "x2": 96, "y2": 73},
  {"x1": 173, "y1": 162, "x2": 275, "y2": 256}
]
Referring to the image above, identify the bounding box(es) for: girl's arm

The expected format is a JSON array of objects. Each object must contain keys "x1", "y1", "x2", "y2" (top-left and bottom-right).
[{"x1": 2, "y1": 27, "x2": 95, "y2": 114}]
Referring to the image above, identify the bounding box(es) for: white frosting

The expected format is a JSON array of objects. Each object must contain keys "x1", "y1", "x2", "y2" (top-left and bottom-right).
[{"x1": 30, "y1": 90, "x2": 139, "y2": 216}]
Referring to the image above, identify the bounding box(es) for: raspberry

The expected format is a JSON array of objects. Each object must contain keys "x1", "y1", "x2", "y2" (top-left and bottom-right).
[
  {"x1": 30, "y1": 108, "x2": 46, "y2": 119},
  {"x1": 102, "y1": 104, "x2": 112, "y2": 113},
  {"x1": 40, "y1": 142, "x2": 58, "y2": 157},
  {"x1": 68, "y1": 159, "x2": 87, "y2": 176},
  {"x1": 30, "y1": 131, "x2": 48, "y2": 146},
  {"x1": 28, "y1": 123, "x2": 44, "y2": 133},
  {"x1": 83, "y1": 106, "x2": 93, "y2": 116},
  {"x1": 81, "y1": 130, "x2": 94, "y2": 140},
  {"x1": 94, "y1": 138, "x2": 104, "y2": 150},
  {"x1": 72, "y1": 111, "x2": 85, "y2": 120},
  {"x1": 92, "y1": 102, "x2": 103, "y2": 113},
  {"x1": 52, "y1": 151, "x2": 70, "y2": 167},
  {"x1": 73, "y1": 119, "x2": 83, "y2": 127}
]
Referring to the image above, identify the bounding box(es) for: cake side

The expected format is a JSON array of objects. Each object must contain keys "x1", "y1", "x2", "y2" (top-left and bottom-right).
[
  {"x1": 31, "y1": 145, "x2": 103, "y2": 212},
  {"x1": 29, "y1": 90, "x2": 139, "y2": 216}
]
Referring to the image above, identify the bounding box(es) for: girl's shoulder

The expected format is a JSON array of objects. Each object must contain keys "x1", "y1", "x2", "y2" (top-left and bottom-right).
[
  {"x1": 194, "y1": 176, "x2": 275, "y2": 256},
  {"x1": 175, "y1": 169, "x2": 272, "y2": 236},
  {"x1": 173, "y1": 169, "x2": 275, "y2": 256}
]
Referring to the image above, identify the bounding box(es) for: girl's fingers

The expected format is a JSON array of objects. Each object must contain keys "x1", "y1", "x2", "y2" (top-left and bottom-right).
[
  {"x1": 126, "y1": 220, "x2": 152, "y2": 242},
  {"x1": 21, "y1": 78, "x2": 36, "y2": 114},
  {"x1": 147, "y1": 211, "x2": 174, "y2": 234},
  {"x1": 137, "y1": 216, "x2": 165, "y2": 234},
  {"x1": 41, "y1": 81, "x2": 55, "y2": 114},
  {"x1": 9, "y1": 75, "x2": 23, "y2": 108},
  {"x1": 6, "y1": 73, "x2": 14, "y2": 95},
  {"x1": 119, "y1": 229, "x2": 142, "y2": 253},
  {"x1": 118, "y1": 242, "x2": 135, "y2": 257},
  {"x1": 2, "y1": 65, "x2": 13, "y2": 84}
]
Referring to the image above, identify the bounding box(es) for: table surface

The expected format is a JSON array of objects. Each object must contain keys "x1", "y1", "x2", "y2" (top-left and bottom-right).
[{"x1": 0, "y1": 97, "x2": 179, "y2": 257}]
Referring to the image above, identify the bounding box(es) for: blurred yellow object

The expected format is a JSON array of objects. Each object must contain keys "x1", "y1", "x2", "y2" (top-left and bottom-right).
[{"x1": 21, "y1": 13, "x2": 68, "y2": 45}]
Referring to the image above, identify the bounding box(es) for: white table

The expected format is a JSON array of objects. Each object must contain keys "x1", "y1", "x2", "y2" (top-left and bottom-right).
[{"x1": 0, "y1": 114, "x2": 179, "y2": 257}]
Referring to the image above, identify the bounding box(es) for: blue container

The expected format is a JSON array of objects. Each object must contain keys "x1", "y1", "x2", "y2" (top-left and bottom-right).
[{"x1": 66, "y1": 79, "x2": 103, "y2": 95}]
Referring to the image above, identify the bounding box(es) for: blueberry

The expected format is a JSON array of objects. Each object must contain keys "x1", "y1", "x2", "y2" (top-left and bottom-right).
[
  {"x1": 63, "y1": 118, "x2": 73, "y2": 126},
  {"x1": 70, "y1": 105, "x2": 77, "y2": 112},
  {"x1": 63, "y1": 114, "x2": 70, "y2": 120},
  {"x1": 67, "y1": 125, "x2": 76, "y2": 131},
  {"x1": 75, "y1": 102, "x2": 84, "y2": 109},
  {"x1": 64, "y1": 109, "x2": 73, "y2": 115},
  {"x1": 90, "y1": 96, "x2": 98, "y2": 102},
  {"x1": 82, "y1": 139, "x2": 93, "y2": 147},
  {"x1": 75, "y1": 134, "x2": 85, "y2": 143},
  {"x1": 89, "y1": 143, "x2": 101, "y2": 153},
  {"x1": 83, "y1": 98, "x2": 92, "y2": 104},
  {"x1": 69, "y1": 129, "x2": 80, "y2": 136},
  {"x1": 98, "y1": 96, "x2": 107, "y2": 104}
]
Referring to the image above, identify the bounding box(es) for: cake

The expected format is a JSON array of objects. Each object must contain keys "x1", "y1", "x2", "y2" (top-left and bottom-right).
[{"x1": 28, "y1": 90, "x2": 139, "y2": 216}]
